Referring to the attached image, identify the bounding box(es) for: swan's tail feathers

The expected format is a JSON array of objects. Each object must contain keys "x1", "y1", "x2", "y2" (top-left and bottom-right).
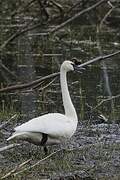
[{"x1": 7, "y1": 132, "x2": 26, "y2": 141}]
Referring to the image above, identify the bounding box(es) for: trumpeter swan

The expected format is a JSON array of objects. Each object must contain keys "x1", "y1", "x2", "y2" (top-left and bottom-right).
[{"x1": 7, "y1": 59, "x2": 83, "y2": 153}]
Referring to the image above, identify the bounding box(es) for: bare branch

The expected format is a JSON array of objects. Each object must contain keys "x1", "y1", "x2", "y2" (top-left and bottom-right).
[
  {"x1": 11, "y1": 0, "x2": 36, "y2": 17},
  {"x1": 0, "y1": 72, "x2": 60, "y2": 93},
  {"x1": 0, "y1": 114, "x2": 17, "y2": 130},
  {"x1": 100, "y1": 3, "x2": 115, "y2": 28},
  {"x1": 50, "y1": 0, "x2": 64, "y2": 17},
  {"x1": 13, "y1": 148, "x2": 64, "y2": 176},
  {"x1": 0, "y1": 22, "x2": 45, "y2": 51},
  {"x1": 1, "y1": 139, "x2": 119, "y2": 178},
  {"x1": 0, "y1": 49, "x2": 120, "y2": 93},
  {"x1": 0, "y1": 0, "x2": 108, "y2": 51},
  {"x1": 93, "y1": 94, "x2": 120, "y2": 110},
  {"x1": 0, "y1": 60, "x2": 17, "y2": 80},
  {"x1": 0, "y1": 143, "x2": 21, "y2": 153},
  {"x1": 107, "y1": 1, "x2": 115, "y2": 8},
  {"x1": 49, "y1": 0, "x2": 108, "y2": 34},
  {"x1": 1, "y1": 148, "x2": 64, "y2": 179},
  {"x1": 37, "y1": 0, "x2": 49, "y2": 20},
  {"x1": 1, "y1": 158, "x2": 32, "y2": 179},
  {"x1": 34, "y1": 77, "x2": 57, "y2": 90},
  {"x1": 5, "y1": 141, "x2": 117, "y2": 178},
  {"x1": 77, "y1": 50, "x2": 120, "y2": 68}
]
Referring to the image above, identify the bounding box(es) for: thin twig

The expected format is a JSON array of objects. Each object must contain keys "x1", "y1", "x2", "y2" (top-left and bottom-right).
[
  {"x1": 1, "y1": 158, "x2": 32, "y2": 179},
  {"x1": 0, "y1": 22, "x2": 45, "y2": 51},
  {"x1": 65, "y1": 1, "x2": 83, "y2": 15},
  {"x1": 93, "y1": 94, "x2": 120, "y2": 110},
  {"x1": 11, "y1": 0, "x2": 36, "y2": 17},
  {"x1": 1, "y1": 140, "x2": 118, "y2": 178},
  {"x1": 0, "y1": 143, "x2": 21, "y2": 152},
  {"x1": 78, "y1": 50, "x2": 120, "y2": 68},
  {"x1": 8, "y1": 141, "x2": 116, "y2": 177},
  {"x1": 107, "y1": 1, "x2": 115, "y2": 8},
  {"x1": 0, "y1": 114, "x2": 17, "y2": 130},
  {"x1": 49, "y1": 0, "x2": 108, "y2": 34},
  {"x1": 100, "y1": 4, "x2": 115, "y2": 29},
  {"x1": 33, "y1": 77, "x2": 56, "y2": 90},
  {"x1": 37, "y1": 0, "x2": 49, "y2": 20},
  {"x1": 0, "y1": 60, "x2": 17, "y2": 80},
  {"x1": 32, "y1": 80, "x2": 44, "y2": 89},
  {"x1": 50, "y1": 0, "x2": 64, "y2": 16},
  {"x1": 38, "y1": 77, "x2": 57, "y2": 91},
  {"x1": 13, "y1": 148, "x2": 64, "y2": 176}
]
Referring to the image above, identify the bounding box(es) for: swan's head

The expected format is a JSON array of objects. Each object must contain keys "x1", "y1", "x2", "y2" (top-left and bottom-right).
[{"x1": 61, "y1": 58, "x2": 82, "y2": 72}]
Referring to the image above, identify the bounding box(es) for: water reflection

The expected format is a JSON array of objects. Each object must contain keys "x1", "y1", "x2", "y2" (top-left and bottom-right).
[{"x1": 0, "y1": 25, "x2": 120, "y2": 122}]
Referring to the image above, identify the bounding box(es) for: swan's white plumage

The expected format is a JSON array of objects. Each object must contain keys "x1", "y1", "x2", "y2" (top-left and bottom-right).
[
  {"x1": 7, "y1": 60, "x2": 79, "y2": 147},
  {"x1": 14, "y1": 113, "x2": 77, "y2": 138}
]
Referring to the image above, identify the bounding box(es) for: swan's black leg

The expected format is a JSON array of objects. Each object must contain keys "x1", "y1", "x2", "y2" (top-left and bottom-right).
[
  {"x1": 41, "y1": 133, "x2": 48, "y2": 145},
  {"x1": 44, "y1": 146, "x2": 48, "y2": 155},
  {"x1": 41, "y1": 133, "x2": 48, "y2": 154}
]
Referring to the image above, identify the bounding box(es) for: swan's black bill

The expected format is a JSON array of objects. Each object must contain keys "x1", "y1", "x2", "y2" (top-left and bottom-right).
[
  {"x1": 74, "y1": 65, "x2": 86, "y2": 73},
  {"x1": 71, "y1": 58, "x2": 86, "y2": 73}
]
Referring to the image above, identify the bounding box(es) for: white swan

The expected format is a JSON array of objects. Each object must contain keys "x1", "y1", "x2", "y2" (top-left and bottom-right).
[{"x1": 7, "y1": 60, "x2": 82, "y2": 153}]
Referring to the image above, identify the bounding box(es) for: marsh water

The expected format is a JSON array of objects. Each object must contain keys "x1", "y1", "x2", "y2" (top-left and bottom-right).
[
  {"x1": 0, "y1": 1, "x2": 120, "y2": 179},
  {"x1": 0, "y1": 25, "x2": 120, "y2": 121}
]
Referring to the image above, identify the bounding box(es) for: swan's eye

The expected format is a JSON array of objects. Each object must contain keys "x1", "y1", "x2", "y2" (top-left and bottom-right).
[
  {"x1": 71, "y1": 58, "x2": 82, "y2": 66},
  {"x1": 74, "y1": 60, "x2": 81, "y2": 65}
]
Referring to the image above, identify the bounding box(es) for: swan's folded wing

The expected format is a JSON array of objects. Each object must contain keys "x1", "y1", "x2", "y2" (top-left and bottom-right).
[{"x1": 15, "y1": 113, "x2": 74, "y2": 138}]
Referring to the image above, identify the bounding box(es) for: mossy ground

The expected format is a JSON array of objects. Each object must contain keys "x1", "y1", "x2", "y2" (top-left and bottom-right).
[{"x1": 0, "y1": 112, "x2": 120, "y2": 180}]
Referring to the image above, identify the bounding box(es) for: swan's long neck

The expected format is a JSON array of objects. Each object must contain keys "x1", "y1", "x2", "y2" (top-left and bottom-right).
[{"x1": 60, "y1": 67, "x2": 77, "y2": 121}]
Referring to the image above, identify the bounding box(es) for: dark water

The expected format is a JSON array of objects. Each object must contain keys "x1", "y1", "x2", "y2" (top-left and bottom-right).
[
  {"x1": 0, "y1": 2, "x2": 120, "y2": 179},
  {"x1": 0, "y1": 25, "x2": 120, "y2": 122}
]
